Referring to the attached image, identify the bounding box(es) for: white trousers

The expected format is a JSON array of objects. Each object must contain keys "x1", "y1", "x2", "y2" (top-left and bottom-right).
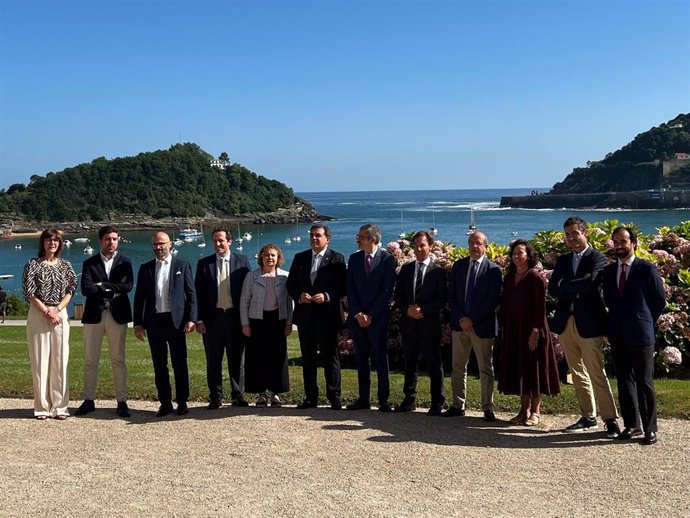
[
  {"x1": 27, "y1": 306, "x2": 70, "y2": 417},
  {"x1": 83, "y1": 310, "x2": 128, "y2": 401}
]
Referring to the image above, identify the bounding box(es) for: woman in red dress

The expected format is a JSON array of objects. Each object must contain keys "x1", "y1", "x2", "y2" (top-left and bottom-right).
[{"x1": 498, "y1": 239, "x2": 560, "y2": 425}]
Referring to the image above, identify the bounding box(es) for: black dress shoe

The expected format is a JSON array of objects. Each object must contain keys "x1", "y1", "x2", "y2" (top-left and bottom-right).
[
  {"x1": 483, "y1": 409, "x2": 497, "y2": 422},
  {"x1": 232, "y1": 397, "x2": 249, "y2": 407},
  {"x1": 206, "y1": 401, "x2": 222, "y2": 410},
  {"x1": 296, "y1": 400, "x2": 318, "y2": 409},
  {"x1": 176, "y1": 403, "x2": 189, "y2": 416},
  {"x1": 330, "y1": 400, "x2": 342, "y2": 410},
  {"x1": 116, "y1": 401, "x2": 131, "y2": 418},
  {"x1": 378, "y1": 402, "x2": 393, "y2": 413},
  {"x1": 427, "y1": 404, "x2": 444, "y2": 416},
  {"x1": 441, "y1": 406, "x2": 466, "y2": 417},
  {"x1": 346, "y1": 399, "x2": 371, "y2": 410},
  {"x1": 615, "y1": 426, "x2": 643, "y2": 440},
  {"x1": 642, "y1": 432, "x2": 657, "y2": 445},
  {"x1": 74, "y1": 399, "x2": 96, "y2": 416},
  {"x1": 155, "y1": 404, "x2": 174, "y2": 418},
  {"x1": 394, "y1": 398, "x2": 416, "y2": 413}
]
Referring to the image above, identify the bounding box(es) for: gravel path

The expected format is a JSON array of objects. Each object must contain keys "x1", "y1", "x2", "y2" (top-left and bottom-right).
[{"x1": 1, "y1": 398, "x2": 688, "y2": 518}]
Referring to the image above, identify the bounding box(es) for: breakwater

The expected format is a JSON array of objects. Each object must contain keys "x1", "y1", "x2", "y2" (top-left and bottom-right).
[{"x1": 500, "y1": 189, "x2": 690, "y2": 209}]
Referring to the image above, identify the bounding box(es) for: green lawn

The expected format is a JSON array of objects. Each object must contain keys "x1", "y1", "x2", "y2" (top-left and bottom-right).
[{"x1": 1, "y1": 325, "x2": 688, "y2": 418}]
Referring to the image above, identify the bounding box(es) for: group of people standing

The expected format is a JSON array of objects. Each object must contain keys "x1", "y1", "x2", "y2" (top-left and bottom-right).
[{"x1": 21, "y1": 217, "x2": 665, "y2": 445}]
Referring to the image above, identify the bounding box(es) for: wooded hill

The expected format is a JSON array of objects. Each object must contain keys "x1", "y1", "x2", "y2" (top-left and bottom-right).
[
  {"x1": 550, "y1": 113, "x2": 690, "y2": 194},
  {"x1": 0, "y1": 143, "x2": 311, "y2": 222}
]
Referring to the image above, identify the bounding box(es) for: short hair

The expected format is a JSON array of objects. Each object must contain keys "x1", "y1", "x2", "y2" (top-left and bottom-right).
[
  {"x1": 563, "y1": 217, "x2": 587, "y2": 232},
  {"x1": 257, "y1": 243, "x2": 285, "y2": 268},
  {"x1": 612, "y1": 226, "x2": 637, "y2": 245},
  {"x1": 506, "y1": 239, "x2": 538, "y2": 275},
  {"x1": 467, "y1": 231, "x2": 488, "y2": 246},
  {"x1": 412, "y1": 230, "x2": 434, "y2": 246},
  {"x1": 359, "y1": 223, "x2": 381, "y2": 244},
  {"x1": 211, "y1": 227, "x2": 232, "y2": 241},
  {"x1": 98, "y1": 225, "x2": 120, "y2": 240},
  {"x1": 310, "y1": 224, "x2": 331, "y2": 240},
  {"x1": 37, "y1": 228, "x2": 64, "y2": 258}
]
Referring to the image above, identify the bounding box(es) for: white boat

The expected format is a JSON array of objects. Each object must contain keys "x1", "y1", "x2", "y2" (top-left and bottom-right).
[
  {"x1": 197, "y1": 224, "x2": 206, "y2": 248},
  {"x1": 14, "y1": 244, "x2": 21, "y2": 250},
  {"x1": 74, "y1": 237, "x2": 89, "y2": 243},
  {"x1": 284, "y1": 237, "x2": 292, "y2": 245},
  {"x1": 171, "y1": 248, "x2": 179, "y2": 255},
  {"x1": 83, "y1": 246, "x2": 94, "y2": 254},
  {"x1": 430, "y1": 211, "x2": 438, "y2": 236},
  {"x1": 399, "y1": 210, "x2": 406, "y2": 239},
  {"x1": 0, "y1": 274, "x2": 14, "y2": 280},
  {"x1": 64, "y1": 239, "x2": 72, "y2": 247},
  {"x1": 243, "y1": 232, "x2": 253, "y2": 241},
  {"x1": 292, "y1": 220, "x2": 302, "y2": 242},
  {"x1": 466, "y1": 208, "x2": 477, "y2": 235},
  {"x1": 179, "y1": 228, "x2": 203, "y2": 241}
]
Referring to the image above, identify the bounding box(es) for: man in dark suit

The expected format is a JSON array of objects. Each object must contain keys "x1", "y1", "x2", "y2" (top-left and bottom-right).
[
  {"x1": 287, "y1": 224, "x2": 346, "y2": 410},
  {"x1": 75, "y1": 226, "x2": 134, "y2": 418},
  {"x1": 445, "y1": 231, "x2": 501, "y2": 421},
  {"x1": 549, "y1": 217, "x2": 620, "y2": 436},
  {"x1": 393, "y1": 231, "x2": 447, "y2": 415},
  {"x1": 134, "y1": 231, "x2": 197, "y2": 417},
  {"x1": 195, "y1": 227, "x2": 250, "y2": 409},
  {"x1": 603, "y1": 227, "x2": 665, "y2": 445},
  {"x1": 346, "y1": 223, "x2": 396, "y2": 412}
]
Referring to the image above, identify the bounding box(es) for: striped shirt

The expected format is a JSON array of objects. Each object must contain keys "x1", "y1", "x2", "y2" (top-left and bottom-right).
[{"x1": 22, "y1": 257, "x2": 77, "y2": 305}]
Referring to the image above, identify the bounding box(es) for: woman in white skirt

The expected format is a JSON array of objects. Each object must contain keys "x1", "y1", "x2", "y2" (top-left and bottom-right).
[{"x1": 22, "y1": 228, "x2": 77, "y2": 420}]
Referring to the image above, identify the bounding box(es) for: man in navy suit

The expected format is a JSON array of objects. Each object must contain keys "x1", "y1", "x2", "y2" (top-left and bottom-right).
[
  {"x1": 393, "y1": 231, "x2": 447, "y2": 415},
  {"x1": 549, "y1": 217, "x2": 620, "y2": 436},
  {"x1": 603, "y1": 227, "x2": 665, "y2": 445},
  {"x1": 445, "y1": 231, "x2": 501, "y2": 421},
  {"x1": 75, "y1": 226, "x2": 134, "y2": 418},
  {"x1": 134, "y1": 231, "x2": 197, "y2": 417},
  {"x1": 346, "y1": 223, "x2": 396, "y2": 412},
  {"x1": 195, "y1": 227, "x2": 250, "y2": 409},
  {"x1": 287, "y1": 224, "x2": 347, "y2": 410}
]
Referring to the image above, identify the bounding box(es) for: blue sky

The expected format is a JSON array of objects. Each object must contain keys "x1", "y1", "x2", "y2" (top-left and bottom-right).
[{"x1": 1, "y1": 0, "x2": 688, "y2": 192}]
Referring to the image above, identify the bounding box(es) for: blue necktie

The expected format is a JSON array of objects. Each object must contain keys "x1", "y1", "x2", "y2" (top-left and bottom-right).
[{"x1": 465, "y1": 260, "x2": 478, "y2": 313}]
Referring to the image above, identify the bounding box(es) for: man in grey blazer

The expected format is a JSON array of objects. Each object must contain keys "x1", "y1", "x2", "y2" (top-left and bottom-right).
[
  {"x1": 195, "y1": 227, "x2": 250, "y2": 409},
  {"x1": 134, "y1": 231, "x2": 197, "y2": 417}
]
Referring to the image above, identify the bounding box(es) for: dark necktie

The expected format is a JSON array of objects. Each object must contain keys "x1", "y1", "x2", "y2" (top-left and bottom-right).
[
  {"x1": 618, "y1": 264, "x2": 627, "y2": 296},
  {"x1": 414, "y1": 262, "x2": 425, "y2": 303},
  {"x1": 465, "y1": 260, "x2": 478, "y2": 313},
  {"x1": 365, "y1": 254, "x2": 372, "y2": 277}
]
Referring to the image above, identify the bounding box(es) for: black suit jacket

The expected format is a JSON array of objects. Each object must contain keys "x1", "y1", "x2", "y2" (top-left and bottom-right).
[
  {"x1": 195, "y1": 252, "x2": 250, "y2": 324},
  {"x1": 133, "y1": 257, "x2": 198, "y2": 331},
  {"x1": 346, "y1": 248, "x2": 396, "y2": 325},
  {"x1": 548, "y1": 246, "x2": 608, "y2": 337},
  {"x1": 393, "y1": 259, "x2": 447, "y2": 330},
  {"x1": 603, "y1": 258, "x2": 665, "y2": 347},
  {"x1": 287, "y1": 247, "x2": 346, "y2": 328},
  {"x1": 81, "y1": 252, "x2": 133, "y2": 325},
  {"x1": 447, "y1": 256, "x2": 501, "y2": 338}
]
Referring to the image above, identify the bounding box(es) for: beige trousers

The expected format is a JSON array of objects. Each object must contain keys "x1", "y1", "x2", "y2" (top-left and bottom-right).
[
  {"x1": 559, "y1": 316, "x2": 618, "y2": 421},
  {"x1": 451, "y1": 330, "x2": 495, "y2": 411},
  {"x1": 83, "y1": 309, "x2": 128, "y2": 401},
  {"x1": 26, "y1": 306, "x2": 70, "y2": 417}
]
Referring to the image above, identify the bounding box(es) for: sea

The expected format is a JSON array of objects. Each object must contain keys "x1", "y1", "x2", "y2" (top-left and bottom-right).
[{"x1": 2, "y1": 188, "x2": 689, "y2": 310}]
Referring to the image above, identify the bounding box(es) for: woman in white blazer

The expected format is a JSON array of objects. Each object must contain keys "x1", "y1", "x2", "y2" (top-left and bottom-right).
[{"x1": 240, "y1": 244, "x2": 293, "y2": 407}]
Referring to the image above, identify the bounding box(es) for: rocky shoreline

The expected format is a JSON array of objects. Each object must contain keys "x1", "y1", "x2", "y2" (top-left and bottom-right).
[{"x1": 1, "y1": 204, "x2": 334, "y2": 235}]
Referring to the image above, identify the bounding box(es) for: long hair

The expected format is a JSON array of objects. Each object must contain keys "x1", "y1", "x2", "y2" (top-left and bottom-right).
[
  {"x1": 37, "y1": 228, "x2": 64, "y2": 258},
  {"x1": 506, "y1": 239, "x2": 537, "y2": 276}
]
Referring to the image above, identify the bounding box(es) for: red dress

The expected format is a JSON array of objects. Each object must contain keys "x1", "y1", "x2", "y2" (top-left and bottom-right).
[{"x1": 498, "y1": 268, "x2": 560, "y2": 397}]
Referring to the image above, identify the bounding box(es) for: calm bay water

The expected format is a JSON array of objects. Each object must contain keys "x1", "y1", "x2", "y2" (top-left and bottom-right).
[{"x1": 2, "y1": 188, "x2": 688, "y2": 309}]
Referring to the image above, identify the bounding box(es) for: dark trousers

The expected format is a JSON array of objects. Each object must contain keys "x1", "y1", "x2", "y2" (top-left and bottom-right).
[
  {"x1": 202, "y1": 308, "x2": 245, "y2": 402},
  {"x1": 350, "y1": 321, "x2": 390, "y2": 403},
  {"x1": 297, "y1": 323, "x2": 341, "y2": 403},
  {"x1": 611, "y1": 342, "x2": 657, "y2": 433},
  {"x1": 245, "y1": 310, "x2": 289, "y2": 394},
  {"x1": 401, "y1": 319, "x2": 445, "y2": 405},
  {"x1": 147, "y1": 313, "x2": 189, "y2": 405}
]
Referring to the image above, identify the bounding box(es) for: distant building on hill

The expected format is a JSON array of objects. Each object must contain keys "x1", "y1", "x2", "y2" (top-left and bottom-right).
[
  {"x1": 210, "y1": 159, "x2": 226, "y2": 170},
  {"x1": 663, "y1": 152, "x2": 690, "y2": 176}
]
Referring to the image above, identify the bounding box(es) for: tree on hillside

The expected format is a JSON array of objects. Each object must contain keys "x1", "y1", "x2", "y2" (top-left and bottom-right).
[{"x1": 219, "y1": 152, "x2": 229, "y2": 164}]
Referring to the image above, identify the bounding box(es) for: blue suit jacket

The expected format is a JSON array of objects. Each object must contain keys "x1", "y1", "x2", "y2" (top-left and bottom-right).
[
  {"x1": 602, "y1": 258, "x2": 665, "y2": 347},
  {"x1": 346, "y1": 248, "x2": 396, "y2": 326},
  {"x1": 194, "y1": 252, "x2": 250, "y2": 324},
  {"x1": 548, "y1": 247, "x2": 608, "y2": 337},
  {"x1": 448, "y1": 256, "x2": 501, "y2": 338},
  {"x1": 81, "y1": 252, "x2": 133, "y2": 325},
  {"x1": 133, "y1": 257, "x2": 198, "y2": 331}
]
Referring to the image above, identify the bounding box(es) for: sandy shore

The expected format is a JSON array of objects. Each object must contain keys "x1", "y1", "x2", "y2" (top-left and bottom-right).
[{"x1": 1, "y1": 397, "x2": 688, "y2": 518}]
